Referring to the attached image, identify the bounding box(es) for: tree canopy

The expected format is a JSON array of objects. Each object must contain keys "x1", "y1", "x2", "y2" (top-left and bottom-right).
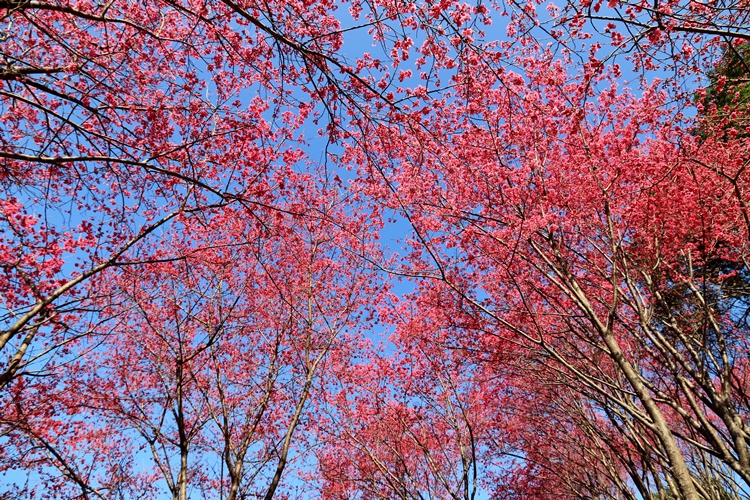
[{"x1": 1, "y1": 0, "x2": 750, "y2": 498}]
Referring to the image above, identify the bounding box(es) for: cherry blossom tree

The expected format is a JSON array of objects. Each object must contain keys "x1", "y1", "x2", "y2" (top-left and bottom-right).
[
  {"x1": 0, "y1": 0, "x2": 506, "y2": 496},
  {"x1": 364, "y1": 41, "x2": 750, "y2": 497},
  {"x1": 314, "y1": 308, "x2": 510, "y2": 500},
  {"x1": 1, "y1": 177, "x2": 385, "y2": 498},
  {"x1": 4, "y1": 0, "x2": 750, "y2": 498}
]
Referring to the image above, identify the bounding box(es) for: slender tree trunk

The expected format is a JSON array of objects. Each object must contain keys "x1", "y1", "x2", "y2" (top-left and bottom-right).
[{"x1": 600, "y1": 329, "x2": 700, "y2": 500}]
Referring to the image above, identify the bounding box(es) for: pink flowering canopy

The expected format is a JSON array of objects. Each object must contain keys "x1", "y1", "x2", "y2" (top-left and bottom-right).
[{"x1": 1, "y1": 0, "x2": 749, "y2": 498}]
